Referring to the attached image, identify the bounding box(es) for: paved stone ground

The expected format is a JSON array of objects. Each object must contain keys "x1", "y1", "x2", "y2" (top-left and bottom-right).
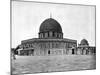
[{"x1": 11, "y1": 55, "x2": 96, "y2": 75}]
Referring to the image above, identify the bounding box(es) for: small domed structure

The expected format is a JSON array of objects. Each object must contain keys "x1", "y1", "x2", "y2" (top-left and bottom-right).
[
  {"x1": 39, "y1": 18, "x2": 63, "y2": 39},
  {"x1": 80, "y1": 39, "x2": 89, "y2": 46}
]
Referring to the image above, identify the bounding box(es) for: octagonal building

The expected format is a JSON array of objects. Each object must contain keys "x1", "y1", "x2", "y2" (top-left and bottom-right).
[{"x1": 19, "y1": 18, "x2": 77, "y2": 56}]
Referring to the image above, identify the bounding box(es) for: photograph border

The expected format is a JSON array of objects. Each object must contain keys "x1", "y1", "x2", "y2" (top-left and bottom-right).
[{"x1": 10, "y1": 0, "x2": 96, "y2": 75}]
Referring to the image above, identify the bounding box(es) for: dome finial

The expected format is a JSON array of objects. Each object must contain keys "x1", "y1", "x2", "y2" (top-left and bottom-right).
[{"x1": 50, "y1": 12, "x2": 52, "y2": 18}]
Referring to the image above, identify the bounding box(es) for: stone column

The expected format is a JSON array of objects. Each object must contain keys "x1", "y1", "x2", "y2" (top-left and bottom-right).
[
  {"x1": 74, "y1": 48, "x2": 77, "y2": 55},
  {"x1": 81, "y1": 49, "x2": 83, "y2": 55},
  {"x1": 86, "y1": 49, "x2": 88, "y2": 55},
  {"x1": 41, "y1": 33, "x2": 43, "y2": 38},
  {"x1": 76, "y1": 48, "x2": 79, "y2": 55},
  {"x1": 18, "y1": 50, "x2": 20, "y2": 55},
  {"x1": 66, "y1": 49, "x2": 69, "y2": 55}
]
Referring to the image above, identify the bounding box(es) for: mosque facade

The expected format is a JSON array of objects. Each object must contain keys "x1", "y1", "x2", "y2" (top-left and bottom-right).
[{"x1": 17, "y1": 18, "x2": 96, "y2": 56}]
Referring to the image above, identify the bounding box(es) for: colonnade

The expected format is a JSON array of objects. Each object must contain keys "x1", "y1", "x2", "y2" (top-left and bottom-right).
[
  {"x1": 18, "y1": 49, "x2": 34, "y2": 56},
  {"x1": 39, "y1": 31, "x2": 63, "y2": 39}
]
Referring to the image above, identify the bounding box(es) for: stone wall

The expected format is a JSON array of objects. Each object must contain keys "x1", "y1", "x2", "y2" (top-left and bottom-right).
[{"x1": 19, "y1": 40, "x2": 77, "y2": 56}]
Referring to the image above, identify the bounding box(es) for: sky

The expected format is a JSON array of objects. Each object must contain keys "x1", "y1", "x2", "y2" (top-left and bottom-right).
[{"x1": 12, "y1": 1, "x2": 96, "y2": 48}]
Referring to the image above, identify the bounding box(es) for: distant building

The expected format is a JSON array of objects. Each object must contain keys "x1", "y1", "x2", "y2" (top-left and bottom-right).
[
  {"x1": 77, "y1": 39, "x2": 96, "y2": 55},
  {"x1": 17, "y1": 18, "x2": 95, "y2": 56}
]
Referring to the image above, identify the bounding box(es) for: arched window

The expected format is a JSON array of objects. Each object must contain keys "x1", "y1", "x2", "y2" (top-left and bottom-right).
[
  {"x1": 48, "y1": 32, "x2": 49, "y2": 37},
  {"x1": 41, "y1": 33, "x2": 44, "y2": 38},
  {"x1": 57, "y1": 33, "x2": 59, "y2": 38},
  {"x1": 53, "y1": 32, "x2": 55, "y2": 37},
  {"x1": 48, "y1": 50, "x2": 50, "y2": 54}
]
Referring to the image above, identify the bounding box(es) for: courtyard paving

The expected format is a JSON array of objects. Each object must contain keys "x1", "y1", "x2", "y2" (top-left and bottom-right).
[{"x1": 11, "y1": 55, "x2": 96, "y2": 75}]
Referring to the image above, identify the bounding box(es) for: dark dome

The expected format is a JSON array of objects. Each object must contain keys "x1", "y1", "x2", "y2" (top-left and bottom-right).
[
  {"x1": 80, "y1": 39, "x2": 89, "y2": 45},
  {"x1": 39, "y1": 18, "x2": 62, "y2": 33}
]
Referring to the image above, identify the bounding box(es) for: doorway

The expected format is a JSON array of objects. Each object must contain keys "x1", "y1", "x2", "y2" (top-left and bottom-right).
[
  {"x1": 31, "y1": 49, "x2": 34, "y2": 55},
  {"x1": 48, "y1": 50, "x2": 50, "y2": 55},
  {"x1": 72, "y1": 49, "x2": 75, "y2": 54}
]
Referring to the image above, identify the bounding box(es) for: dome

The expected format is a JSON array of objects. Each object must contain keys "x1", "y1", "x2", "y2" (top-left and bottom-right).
[
  {"x1": 80, "y1": 39, "x2": 89, "y2": 45},
  {"x1": 39, "y1": 18, "x2": 62, "y2": 33}
]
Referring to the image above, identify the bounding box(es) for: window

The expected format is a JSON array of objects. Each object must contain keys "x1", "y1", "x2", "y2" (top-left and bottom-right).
[
  {"x1": 48, "y1": 32, "x2": 49, "y2": 37},
  {"x1": 72, "y1": 49, "x2": 75, "y2": 54},
  {"x1": 48, "y1": 50, "x2": 50, "y2": 54},
  {"x1": 53, "y1": 32, "x2": 55, "y2": 37}
]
